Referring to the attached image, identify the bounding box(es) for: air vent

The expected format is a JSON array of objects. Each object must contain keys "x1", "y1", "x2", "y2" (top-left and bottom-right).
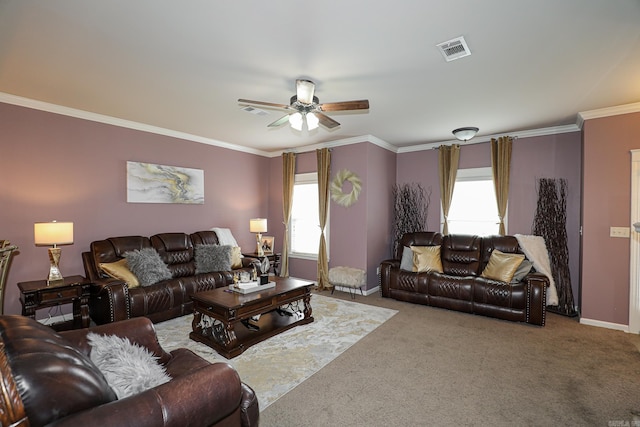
[
  {"x1": 436, "y1": 36, "x2": 471, "y2": 62},
  {"x1": 240, "y1": 105, "x2": 268, "y2": 116}
]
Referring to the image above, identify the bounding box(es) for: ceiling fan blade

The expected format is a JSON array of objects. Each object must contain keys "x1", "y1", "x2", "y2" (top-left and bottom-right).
[
  {"x1": 238, "y1": 99, "x2": 290, "y2": 110},
  {"x1": 315, "y1": 112, "x2": 340, "y2": 129},
  {"x1": 296, "y1": 79, "x2": 315, "y2": 104},
  {"x1": 268, "y1": 114, "x2": 291, "y2": 127},
  {"x1": 318, "y1": 100, "x2": 370, "y2": 112}
]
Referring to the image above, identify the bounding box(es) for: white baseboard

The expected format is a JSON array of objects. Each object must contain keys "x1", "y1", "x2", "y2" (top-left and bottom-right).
[{"x1": 580, "y1": 317, "x2": 629, "y2": 332}]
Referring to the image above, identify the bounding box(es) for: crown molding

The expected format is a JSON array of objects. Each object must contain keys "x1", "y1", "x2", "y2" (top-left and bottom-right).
[
  {"x1": 9, "y1": 91, "x2": 630, "y2": 158},
  {"x1": 578, "y1": 101, "x2": 640, "y2": 128},
  {"x1": 0, "y1": 92, "x2": 272, "y2": 157},
  {"x1": 396, "y1": 124, "x2": 581, "y2": 153}
]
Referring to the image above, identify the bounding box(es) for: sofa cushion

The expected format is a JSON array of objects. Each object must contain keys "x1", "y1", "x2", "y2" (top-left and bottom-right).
[
  {"x1": 87, "y1": 332, "x2": 171, "y2": 399},
  {"x1": 441, "y1": 234, "x2": 482, "y2": 276},
  {"x1": 481, "y1": 249, "x2": 525, "y2": 283},
  {"x1": 124, "y1": 248, "x2": 172, "y2": 286},
  {"x1": 195, "y1": 244, "x2": 232, "y2": 273},
  {"x1": 411, "y1": 245, "x2": 443, "y2": 273},
  {"x1": 99, "y1": 258, "x2": 141, "y2": 288}
]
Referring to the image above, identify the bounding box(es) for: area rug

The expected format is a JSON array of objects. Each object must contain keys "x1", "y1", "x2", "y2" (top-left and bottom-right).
[{"x1": 155, "y1": 293, "x2": 397, "y2": 410}]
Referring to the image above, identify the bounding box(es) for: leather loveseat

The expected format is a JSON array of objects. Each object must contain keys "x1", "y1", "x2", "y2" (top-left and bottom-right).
[
  {"x1": 0, "y1": 315, "x2": 259, "y2": 427},
  {"x1": 380, "y1": 232, "x2": 550, "y2": 326},
  {"x1": 83, "y1": 230, "x2": 260, "y2": 325}
]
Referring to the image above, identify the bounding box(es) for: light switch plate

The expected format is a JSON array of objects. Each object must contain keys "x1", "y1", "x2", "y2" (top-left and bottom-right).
[{"x1": 610, "y1": 226, "x2": 630, "y2": 238}]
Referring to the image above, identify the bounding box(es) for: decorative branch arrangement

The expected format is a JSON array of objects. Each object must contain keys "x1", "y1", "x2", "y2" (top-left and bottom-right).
[
  {"x1": 392, "y1": 183, "x2": 431, "y2": 254},
  {"x1": 532, "y1": 178, "x2": 577, "y2": 316}
]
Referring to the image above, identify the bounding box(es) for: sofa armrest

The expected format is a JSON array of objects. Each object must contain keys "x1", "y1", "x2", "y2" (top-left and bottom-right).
[
  {"x1": 46, "y1": 363, "x2": 248, "y2": 427},
  {"x1": 240, "y1": 255, "x2": 260, "y2": 269},
  {"x1": 60, "y1": 317, "x2": 172, "y2": 364},
  {"x1": 88, "y1": 280, "x2": 131, "y2": 324},
  {"x1": 379, "y1": 259, "x2": 400, "y2": 298},
  {"x1": 524, "y1": 272, "x2": 549, "y2": 326}
]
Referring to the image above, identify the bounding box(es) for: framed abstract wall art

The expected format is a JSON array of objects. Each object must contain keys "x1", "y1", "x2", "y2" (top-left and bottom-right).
[{"x1": 126, "y1": 161, "x2": 204, "y2": 204}]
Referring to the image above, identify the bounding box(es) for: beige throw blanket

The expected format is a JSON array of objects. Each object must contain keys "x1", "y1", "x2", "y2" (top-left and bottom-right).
[
  {"x1": 514, "y1": 234, "x2": 559, "y2": 306},
  {"x1": 211, "y1": 227, "x2": 239, "y2": 247}
]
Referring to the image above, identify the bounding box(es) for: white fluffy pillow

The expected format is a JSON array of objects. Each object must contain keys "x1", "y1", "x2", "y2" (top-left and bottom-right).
[{"x1": 87, "y1": 332, "x2": 171, "y2": 399}]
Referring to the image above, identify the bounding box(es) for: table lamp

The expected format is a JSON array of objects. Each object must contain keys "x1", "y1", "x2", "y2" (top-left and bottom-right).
[
  {"x1": 34, "y1": 221, "x2": 74, "y2": 286},
  {"x1": 249, "y1": 218, "x2": 268, "y2": 257}
]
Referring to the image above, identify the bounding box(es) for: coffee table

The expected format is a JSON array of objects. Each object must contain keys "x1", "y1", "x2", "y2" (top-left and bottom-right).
[{"x1": 189, "y1": 276, "x2": 314, "y2": 358}]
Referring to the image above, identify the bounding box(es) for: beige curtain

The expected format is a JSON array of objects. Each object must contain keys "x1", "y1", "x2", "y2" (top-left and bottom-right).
[
  {"x1": 438, "y1": 144, "x2": 460, "y2": 235},
  {"x1": 280, "y1": 152, "x2": 296, "y2": 277},
  {"x1": 316, "y1": 148, "x2": 331, "y2": 290},
  {"x1": 491, "y1": 136, "x2": 513, "y2": 235}
]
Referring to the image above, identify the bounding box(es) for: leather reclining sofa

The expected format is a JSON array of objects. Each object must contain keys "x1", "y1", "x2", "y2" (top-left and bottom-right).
[
  {"x1": 0, "y1": 315, "x2": 259, "y2": 427},
  {"x1": 83, "y1": 230, "x2": 260, "y2": 325},
  {"x1": 380, "y1": 232, "x2": 550, "y2": 326}
]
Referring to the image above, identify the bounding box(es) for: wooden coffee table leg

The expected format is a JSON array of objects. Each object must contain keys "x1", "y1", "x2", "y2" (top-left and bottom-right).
[{"x1": 303, "y1": 293, "x2": 312, "y2": 319}]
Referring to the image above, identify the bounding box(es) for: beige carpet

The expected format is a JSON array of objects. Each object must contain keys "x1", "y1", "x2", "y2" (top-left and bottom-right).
[
  {"x1": 154, "y1": 293, "x2": 397, "y2": 410},
  {"x1": 260, "y1": 292, "x2": 640, "y2": 427}
]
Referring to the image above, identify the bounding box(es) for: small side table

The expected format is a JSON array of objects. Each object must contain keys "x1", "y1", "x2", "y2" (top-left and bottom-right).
[
  {"x1": 243, "y1": 252, "x2": 281, "y2": 276},
  {"x1": 18, "y1": 275, "x2": 91, "y2": 331}
]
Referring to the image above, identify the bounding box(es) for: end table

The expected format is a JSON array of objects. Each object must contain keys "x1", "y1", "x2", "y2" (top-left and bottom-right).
[
  {"x1": 18, "y1": 275, "x2": 91, "y2": 331},
  {"x1": 243, "y1": 252, "x2": 281, "y2": 276}
]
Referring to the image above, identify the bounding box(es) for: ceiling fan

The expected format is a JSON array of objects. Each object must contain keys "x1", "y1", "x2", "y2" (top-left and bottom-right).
[{"x1": 238, "y1": 79, "x2": 369, "y2": 131}]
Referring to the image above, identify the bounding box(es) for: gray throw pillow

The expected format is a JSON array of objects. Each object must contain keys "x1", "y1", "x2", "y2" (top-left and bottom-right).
[
  {"x1": 195, "y1": 244, "x2": 232, "y2": 274},
  {"x1": 400, "y1": 246, "x2": 413, "y2": 271},
  {"x1": 87, "y1": 332, "x2": 171, "y2": 399},
  {"x1": 511, "y1": 259, "x2": 534, "y2": 283},
  {"x1": 124, "y1": 248, "x2": 172, "y2": 286}
]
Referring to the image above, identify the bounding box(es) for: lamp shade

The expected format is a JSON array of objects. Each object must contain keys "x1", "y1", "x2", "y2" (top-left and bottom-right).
[
  {"x1": 306, "y1": 112, "x2": 319, "y2": 130},
  {"x1": 289, "y1": 112, "x2": 303, "y2": 131},
  {"x1": 452, "y1": 127, "x2": 479, "y2": 141},
  {"x1": 249, "y1": 218, "x2": 268, "y2": 233},
  {"x1": 34, "y1": 221, "x2": 74, "y2": 246}
]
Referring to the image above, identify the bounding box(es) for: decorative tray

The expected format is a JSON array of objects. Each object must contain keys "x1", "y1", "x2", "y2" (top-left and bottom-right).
[{"x1": 228, "y1": 281, "x2": 276, "y2": 294}]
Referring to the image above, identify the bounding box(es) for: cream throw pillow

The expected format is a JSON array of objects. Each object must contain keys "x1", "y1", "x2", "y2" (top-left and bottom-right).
[
  {"x1": 99, "y1": 259, "x2": 140, "y2": 288},
  {"x1": 481, "y1": 249, "x2": 525, "y2": 282},
  {"x1": 411, "y1": 245, "x2": 443, "y2": 273},
  {"x1": 231, "y1": 246, "x2": 243, "y2": 269}
]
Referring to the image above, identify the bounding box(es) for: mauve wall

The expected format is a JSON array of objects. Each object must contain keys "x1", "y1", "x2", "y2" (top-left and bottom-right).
[
  {"x1": 1, "y1": 102, "x2": 268, "y2": 315},
  {"x1": 396, "y1": 132, "x2": 582, "y2": 304},
  {"x1": 271, "y1": 142, "x2": 395, "y2": 290},
  {"x1": 582, "y1": 111, "x2": 640, "y2": 325}
]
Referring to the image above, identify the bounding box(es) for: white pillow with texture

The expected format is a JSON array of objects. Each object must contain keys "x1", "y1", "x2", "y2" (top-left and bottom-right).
[{"x1": 87, "y1": 332, "x2": 171, "y2": 399}]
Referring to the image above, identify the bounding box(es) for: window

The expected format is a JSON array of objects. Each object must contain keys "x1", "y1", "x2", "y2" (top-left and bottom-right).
[
  {"x1": 289, "y1": 173, "x2": 328, "y2": 259},
  {"x1": 444, "y1": 167, "x2": 502, "y2": 236}
]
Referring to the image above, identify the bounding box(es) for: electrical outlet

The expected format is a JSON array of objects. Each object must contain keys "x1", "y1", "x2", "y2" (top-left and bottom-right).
[{"x1": 610, "y1": 226, "x2": 630, "y2": 238}]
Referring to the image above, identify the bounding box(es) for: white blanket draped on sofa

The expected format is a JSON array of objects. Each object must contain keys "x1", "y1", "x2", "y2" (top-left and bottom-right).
[
  {"x1": 211, "y1": 227, "x2": 239, "y2": 247},
  {"x1": 514, "y1": 234, "x2": 559, "y2": 306}
]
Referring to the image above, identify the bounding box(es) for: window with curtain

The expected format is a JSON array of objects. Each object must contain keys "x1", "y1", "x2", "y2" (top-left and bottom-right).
[
  {"x1": 290, "y1": 172, "x2": 329, "y2": 258},
  {"x1": 444, "y1": 167, "x2": 503, "y2": 236}
]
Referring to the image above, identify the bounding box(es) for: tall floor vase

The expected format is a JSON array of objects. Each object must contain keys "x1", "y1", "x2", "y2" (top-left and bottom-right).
[{"x1": 532, "y1": 178, "x2": 578, "y2": 317}]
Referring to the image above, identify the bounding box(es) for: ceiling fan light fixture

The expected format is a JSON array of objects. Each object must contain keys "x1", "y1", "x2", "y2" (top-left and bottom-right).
[
  {"x1": 306, "y1": 112, "x2": 319, "y2": 130},
  {"x1": 452, "y1": 127, "x2": 479, "y2": 141},
  {"x1": 289, "y1": 112, "x2": 303, "y2": 131},
  {"x1": 296, "y1": 79, "x2": 315, "y2": 104}
]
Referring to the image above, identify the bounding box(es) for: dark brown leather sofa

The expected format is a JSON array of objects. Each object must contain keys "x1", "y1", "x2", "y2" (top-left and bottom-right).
[
  {"x1": 0, "y1": 315, "x2": 259, "y2": 427},
  {"x1": 380, "y1": 232, "x2": 549, "y2": 326},
  {"x1": 83, "y1": 230, "x2": 260, "y2": 325}
]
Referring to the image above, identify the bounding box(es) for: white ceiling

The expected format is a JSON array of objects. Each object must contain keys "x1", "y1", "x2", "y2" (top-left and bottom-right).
[{"x1": 1, "y1": 1, "x2": 640, "y2": 154}]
